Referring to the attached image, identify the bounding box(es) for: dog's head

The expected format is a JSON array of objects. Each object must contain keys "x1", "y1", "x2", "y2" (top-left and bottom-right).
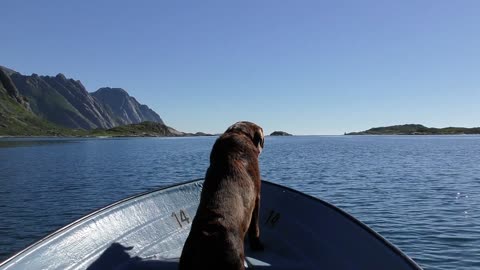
[{"x1": 225, "y1": 121, "x2": 264, "y2": 154}]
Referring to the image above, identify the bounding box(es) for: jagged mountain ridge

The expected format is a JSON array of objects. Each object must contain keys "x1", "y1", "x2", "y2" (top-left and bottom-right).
[
  {"x1": 0, "y1": 68, "x2": 68, "y2": 136},
  {"x1": 10, "y1": 72, "x2": 116, "y2": 129},
  {"x1": 2, "y1": 66, "x2": 164, "y2": 129},
  {"x1": 0, "y1": 67, "x2": 29, "y2": 107},
  {"x1": 91, "y1": 87, "x2": 164, "y2": 127}
]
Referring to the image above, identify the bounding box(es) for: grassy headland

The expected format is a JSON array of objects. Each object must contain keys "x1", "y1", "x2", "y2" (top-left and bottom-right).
[{"x1": 346, "y1": 124, "x2": 480, "y2": 135}]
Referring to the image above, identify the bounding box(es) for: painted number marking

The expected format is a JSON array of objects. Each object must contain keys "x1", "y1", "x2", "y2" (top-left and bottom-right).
[
  {"x1": 265, "y1": 210, "x2": 281, "y2": 227},
  {"x1": 172, "y1": 210, "x2": 190, "y2": 228}
]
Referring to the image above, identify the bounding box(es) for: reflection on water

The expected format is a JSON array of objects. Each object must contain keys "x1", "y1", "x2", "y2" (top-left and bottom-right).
[
  {"x1": 0, "y1": 138, "x2": 79, "y2": 148},
  {"x1": 1, "y1": 135, "x2": 480, "y2": 270}
]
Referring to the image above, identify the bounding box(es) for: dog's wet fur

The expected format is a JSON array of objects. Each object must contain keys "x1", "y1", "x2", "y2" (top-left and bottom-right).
[{"x1": 179, "y1": 121, "x2": 265, "y2": 270}]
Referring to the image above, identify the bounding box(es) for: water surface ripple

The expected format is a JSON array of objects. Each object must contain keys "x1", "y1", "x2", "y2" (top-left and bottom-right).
[{"x1": 1, "y1": 136, "x2": 479, "y2": 270}]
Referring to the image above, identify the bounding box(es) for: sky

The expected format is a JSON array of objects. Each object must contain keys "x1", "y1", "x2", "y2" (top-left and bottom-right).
[{"x1": 2, "y1": 1, "x2": 480, "y2": 135}]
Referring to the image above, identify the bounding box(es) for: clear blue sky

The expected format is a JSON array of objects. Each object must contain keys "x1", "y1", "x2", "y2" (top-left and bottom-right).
[{"x1": 2, "y1": 1, "x2": 479, "y2": 134}]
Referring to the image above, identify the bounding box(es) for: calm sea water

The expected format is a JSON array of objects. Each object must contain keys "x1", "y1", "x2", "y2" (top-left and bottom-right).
[{"x1": 0, "y1": 136, "x2": 479, "y2": 269}]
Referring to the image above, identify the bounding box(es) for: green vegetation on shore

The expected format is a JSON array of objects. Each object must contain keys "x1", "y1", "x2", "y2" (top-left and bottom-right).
[
  {"x1": 0, "y1": 90, "x2": 76, "y2": 136},
  {"x1": 0, "y1": 120, "x2": 212, "y2": 138},
  {"x1": 346, "y1": 124, "x2": 480, "y2": 135},
  {"x1": 0, "y1": 69, "x2": 84, "y2": 136},
  {"x1": 89, "y1": 121, "x2": 187, "y2": 137}
]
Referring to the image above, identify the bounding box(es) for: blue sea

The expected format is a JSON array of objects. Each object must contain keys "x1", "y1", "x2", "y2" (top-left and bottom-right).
[{"x1": 0, "y1": 135, "x2": 479, "y2": 269}]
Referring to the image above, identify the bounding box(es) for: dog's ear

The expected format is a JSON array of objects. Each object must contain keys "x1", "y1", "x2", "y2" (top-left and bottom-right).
[
  {"x1": 226, "y1": 121, "x2": 264, "y2": 154},
  {"x1": 225, "y1": 122, "x2": 245, "y2": 134},
  {"x1": 253, "y1": 127, "x2": 264, "y2": 154}
]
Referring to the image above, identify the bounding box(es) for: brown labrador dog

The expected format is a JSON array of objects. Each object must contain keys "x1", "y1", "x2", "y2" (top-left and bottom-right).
[{"x1": 179, "y1": 121, "x2": 265, "y2": 270}]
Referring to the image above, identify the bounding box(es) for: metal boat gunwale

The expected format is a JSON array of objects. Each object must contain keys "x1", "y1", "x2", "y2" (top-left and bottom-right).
[
  {"x1": 263, "y1": 180, "x2": 422, "y2": 270},
  {"x1": 0, "y1": 178, "x2": 422, "y2": 269},
  {"x1": 0, "y1": 179, "x2": 202, "y2": 266}
]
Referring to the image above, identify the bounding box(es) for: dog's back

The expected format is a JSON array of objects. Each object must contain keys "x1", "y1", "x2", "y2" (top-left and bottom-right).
[{"x1": 179, "y1": 122, "x2": 264, "y2": 270}]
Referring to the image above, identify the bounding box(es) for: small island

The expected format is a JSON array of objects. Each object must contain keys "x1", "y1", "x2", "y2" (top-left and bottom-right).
[
  {"x1": 346, "y1": 124, "x2": 480, "y2": 135},
  {"x1": 270, "y1": 131, "x2": 293, "y2": 136}
]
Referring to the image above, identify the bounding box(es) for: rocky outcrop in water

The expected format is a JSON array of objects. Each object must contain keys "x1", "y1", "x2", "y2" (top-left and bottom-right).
[{"x1": 270, "y1": 131, "x2": 292, "y2": 136}]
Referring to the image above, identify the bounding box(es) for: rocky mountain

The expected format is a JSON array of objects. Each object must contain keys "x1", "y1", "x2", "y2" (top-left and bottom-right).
[
  {"x1": 1, "y1": 66, "x2": 164, "y2": 130},
  {"x1": 0, "y1": 68, "x2": 69, "y2": 136},
  {"x1": 0, "y1": 67, "x2": 29, "y2": 107},
  {"x1": 10, "y1": 72, "x2": 115, "y2": 129},
  {"x1": 91, "y1": 87, "x2": 164, "y2": 126}
]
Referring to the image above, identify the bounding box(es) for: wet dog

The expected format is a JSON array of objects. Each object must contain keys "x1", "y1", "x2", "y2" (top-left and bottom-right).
[{"x1": 179, "y1": 121, "x2": 265, "y2": 270}]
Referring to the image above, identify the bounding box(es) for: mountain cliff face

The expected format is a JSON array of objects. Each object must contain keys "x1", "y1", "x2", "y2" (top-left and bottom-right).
[
  {"x1": 3, "y1": 66, "x2": 164, "y2": 130},
  {"x1": 0, "y1": 67, "x2": 29, "y2": 108},
  {"x1": 0, "y1": 68, "x2": 67, "y2": 136},
  {"x1": 10, "y1": 72, "x2": 116, "y2": 129},
  {"x1": 91, "y1": 87, "x2": 164, "y2": 126}
]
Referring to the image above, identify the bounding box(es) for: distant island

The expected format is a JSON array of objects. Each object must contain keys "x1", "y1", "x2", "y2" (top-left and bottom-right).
[
  {"x1": 346, "y1": 124, "x2": 480, "y2": 135},
  {"x1": 270, "y1": 131, "x2": 292, "y2": 136}
]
